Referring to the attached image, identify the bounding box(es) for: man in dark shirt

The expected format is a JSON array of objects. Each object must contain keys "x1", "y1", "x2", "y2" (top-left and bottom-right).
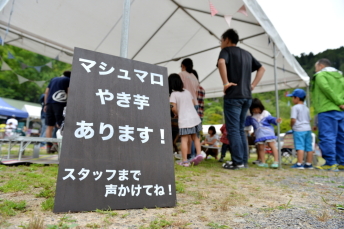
[
  {"x1": 44, "y1": 71, "x2": 71, "y2": 153},
  {"x1": 218, "y1": 29, "x2": 265, "y2": 170}
]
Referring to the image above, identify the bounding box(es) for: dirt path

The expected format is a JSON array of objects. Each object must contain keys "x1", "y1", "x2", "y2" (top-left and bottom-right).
[{"x1": 0, "y1": 160, "x2": 343, "y2": 228}]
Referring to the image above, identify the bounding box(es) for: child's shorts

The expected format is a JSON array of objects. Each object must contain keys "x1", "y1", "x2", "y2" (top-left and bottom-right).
[
  {"x1": 293, "y1": 130, "x2": 312, "y2": 152},
  {"x1": 256, "y1": 139, "x2": 276, "y2": 145},
  {"x1": 179, "y1": 123, "x2": 202, "y2": 136}
]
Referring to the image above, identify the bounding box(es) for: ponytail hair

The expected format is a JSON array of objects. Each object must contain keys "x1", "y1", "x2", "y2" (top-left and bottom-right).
[
  {"x1": 181, "y1": 58, "x2": 194, "y2": 74},
  {"x1": 192, "y1": 69, "x2": 199, "y2": 80},
  {"x1": 182, "y1": 58, "x2": 199, "y2": 81}
]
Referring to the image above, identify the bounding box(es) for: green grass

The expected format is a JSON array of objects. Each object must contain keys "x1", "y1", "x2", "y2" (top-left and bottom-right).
[
  {"x1": 140, "y1": 217, "x2": 173, "y2": 229},
  {"x1": 46, "y1": 215, "x2": 78, "y2": 229},
  {"x1": 0, "y1": 179, "x2": 29, "y2": 192},
  {"x1": 36, "y1": 186, "x2": 55, "y2": 198},
  {"x1": 0, "y1": 199, "x2": 26, "y2": 216},
  {"x1": 206, "y1": 222, "x2": 229, "y2": 229},
  {"x1": 85, "y1": 223, "x2": 101, "y2": 228},
  {"x1": 41, "y1": 198, "x2": 54, "y2": 211},
  {"x1": 0, "y1": 164, "x2": 58, "y2": 194},
  {"x1": 175, "y1": 181, "x2": 185, "y2": 193},
  {"x1": 95, "y1": 207, "x2": 118, "y2": 216}
]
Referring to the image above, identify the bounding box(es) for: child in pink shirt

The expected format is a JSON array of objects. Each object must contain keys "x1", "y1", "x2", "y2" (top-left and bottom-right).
[{"x1": 169, "y1": 74, "x2": 204, "y2": 167}]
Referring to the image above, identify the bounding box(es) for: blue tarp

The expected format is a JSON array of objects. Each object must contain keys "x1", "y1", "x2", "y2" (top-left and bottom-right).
[{"x1": 0, "y1": 98, "x2": 28, "y2": 118}]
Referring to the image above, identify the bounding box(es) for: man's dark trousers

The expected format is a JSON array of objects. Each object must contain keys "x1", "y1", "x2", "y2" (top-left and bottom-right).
[{"x1": 224, "y1": 99, "x2": 252, "y2": 165}]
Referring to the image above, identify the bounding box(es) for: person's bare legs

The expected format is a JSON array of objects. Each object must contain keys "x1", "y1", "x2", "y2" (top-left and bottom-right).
[
  {"x1": 268, "y1": 141, "x2": 279, "y2": 162},
  {"x1": 45, "y1": 125, "x2": 54, "y2": 152},
  {"x1": 296, "y1": 150, "x2": 304, "y2": 164},
  {"x1": 181, "y1": 135, "x2": 189, "y2": 162},
  {"x1": 190, "y1": 133, "x2": 201, "y2": 155},
  {"x1": 258, "y1": 144, "x2": 266, "y2": 163},
  {"x1": 190, "y1": 133, "x2": 204, "y2": 165},
  {"x1": 187, "y1": 135, "x2": 192, "y2": 156},
  {"x1": 46, "y1": 126, "x2": 54, "y2": 138},
  {"x1": 306, "y1": 151, "x2": 314, "y2": 164}
]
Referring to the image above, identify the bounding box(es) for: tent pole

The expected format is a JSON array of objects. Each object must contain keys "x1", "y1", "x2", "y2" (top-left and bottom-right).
[
  {"x1": 120, "y1": 0, "x2": 131, "y2": 58},
  {"x1": 306, "y1": 85, "x2": 311, "y2": 108},
  {"x1": 26, "y1": 118, "x2": 29, "y2": 130},
  {"x1": 273, "y1": 42, "x2": 281, "y2": 169}
]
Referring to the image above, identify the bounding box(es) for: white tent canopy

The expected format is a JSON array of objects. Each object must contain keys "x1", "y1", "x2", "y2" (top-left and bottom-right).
[
  {"x1": 0, "y1": 0, "x2": 309, "y2": 98},
  {"x1": 22, "y1": 105, "x2": 41, "y2": 120}
]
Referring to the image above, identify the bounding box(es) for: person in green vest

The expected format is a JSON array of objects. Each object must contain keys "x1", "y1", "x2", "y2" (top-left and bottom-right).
[{"x1": 311, "y1": 58, "x2": 344, "y2": 171}]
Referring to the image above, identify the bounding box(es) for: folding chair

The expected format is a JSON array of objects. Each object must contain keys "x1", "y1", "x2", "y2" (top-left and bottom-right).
[
  {"x1": 265, "y1": 147, "x2": 275, "y2": 164},
  {"x1": 281, "y1": 133, "x2": 295, "y2": 164},
  {"x1": 280, "y1": 132, "x2": 318, "y2": 165}
]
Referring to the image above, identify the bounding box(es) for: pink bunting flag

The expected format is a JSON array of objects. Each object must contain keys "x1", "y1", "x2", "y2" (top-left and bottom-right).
[
  {"x1": 1, "y1": 61, "x2": 11, "y2": 71},
  {"x1": 17, "y1": 74, "x2": 29, "y2": 84},
  {"x1": 34, "y1": 81, "x2": 46, "y2": 87},
  {"x1": 209, "y1": 1, "x2": 218, "y2": 16},
  {"x1": 224, "y1": 15, "x2": 232, "y2": 27},
  {"x1": 237, "y1": 4, "x2": 248, "y2": 16}
]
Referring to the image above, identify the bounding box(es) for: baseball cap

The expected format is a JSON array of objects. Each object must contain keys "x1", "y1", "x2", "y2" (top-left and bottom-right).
[{"x1": 287, "y1": 89, "x2": 306, "y2": 99}]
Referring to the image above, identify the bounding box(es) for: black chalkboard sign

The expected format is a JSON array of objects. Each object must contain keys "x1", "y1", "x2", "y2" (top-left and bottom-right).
[{"x1": 53, "y1": 47, "x2": 176, "y2": 213}]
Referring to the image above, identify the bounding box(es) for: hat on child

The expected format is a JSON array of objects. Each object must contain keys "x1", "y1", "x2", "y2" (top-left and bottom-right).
[{"x1": 287, "y1": 88, "x2": 306, "y2": 99}]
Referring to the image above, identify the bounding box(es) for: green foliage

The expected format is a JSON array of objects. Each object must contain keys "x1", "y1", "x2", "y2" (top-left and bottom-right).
[
  {"x1": 0, "y1": 44, "x2": 71, "y2": 102},
  {"x1": 295, "y1": 46, "x2": 344, "y2": 76},
  {"x1": 0, "y1": 199, "x2": 26, "y2": 216},
  {"x1": 203, "y1": 98, "x2": 224, "y2": 125},
  {"x1": 203, "y1": 91, "x2": 296, "y2": 133}
]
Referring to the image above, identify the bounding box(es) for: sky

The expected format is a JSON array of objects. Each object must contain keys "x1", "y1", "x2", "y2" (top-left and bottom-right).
[{"x1": 257, "y1": 0, "x2": 344, "y2": 56}]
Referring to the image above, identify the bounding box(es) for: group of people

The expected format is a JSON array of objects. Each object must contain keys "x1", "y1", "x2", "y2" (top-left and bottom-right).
[
  {"x1": 169, "y1": 29, "x2": 266, "y2": 168},
  {"x1": 169, "y1": 59, "x2": 205, "y2": 167},
  {"x1": 170, "y1": 28, "x2": 344, "y2": 171}
]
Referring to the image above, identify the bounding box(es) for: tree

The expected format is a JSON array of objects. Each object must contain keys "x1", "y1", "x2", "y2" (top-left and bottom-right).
[{"x1": 0, "y1": 44, "x2": 71, "y2": 103}]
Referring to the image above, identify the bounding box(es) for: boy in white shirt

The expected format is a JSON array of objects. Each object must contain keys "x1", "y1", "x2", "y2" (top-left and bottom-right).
[{"x1": 287, "y1": 89, "x2": 314, "y2": 169}]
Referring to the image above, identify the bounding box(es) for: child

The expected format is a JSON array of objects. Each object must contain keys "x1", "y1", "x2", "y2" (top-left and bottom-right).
[
  {"x1": 245, "y1": 98, "x2": 281, "y2": 168},
  {"x1": 219, "y1": 124, "x2": 230, "y2": 162},
  {"x1": 287, "y1": 89, "x2": 314, "y2": 169},
  {"x1": 201, "y1": 126, "x2": 219, "y2": 159},
  {"x1": 169, "y1": 74, "x2": 204, "y2": 167}
]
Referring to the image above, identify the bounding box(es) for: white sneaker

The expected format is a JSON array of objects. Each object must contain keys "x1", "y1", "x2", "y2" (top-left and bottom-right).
[{"x1": 201, "y1": 151, "x2": 206, "y2": 158}]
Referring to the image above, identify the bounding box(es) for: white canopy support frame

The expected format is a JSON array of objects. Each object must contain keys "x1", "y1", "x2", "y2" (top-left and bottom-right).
[
  {"x1": 0, "y1": 0, "x2": 311, "y2": 168},
  {"x1": 0, "y1": 0, "x2": 309, "y2": 98}
]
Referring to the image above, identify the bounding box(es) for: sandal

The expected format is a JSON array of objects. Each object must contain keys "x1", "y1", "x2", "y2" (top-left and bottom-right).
[
  {"x1": 190, "y1": 154, "x2": 204, "y2": 165},
  {"x1": 178, "y1": 161, "x2": 190, "y2": 167}
]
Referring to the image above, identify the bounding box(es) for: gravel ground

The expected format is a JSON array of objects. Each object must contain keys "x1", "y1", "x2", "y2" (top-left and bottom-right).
[
  {"x1": 1, "y1": 161, "x2": 344, "y2": 228},
  {"x1": 241, "y1": 208, "x2": 344, "y2": 229}
]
